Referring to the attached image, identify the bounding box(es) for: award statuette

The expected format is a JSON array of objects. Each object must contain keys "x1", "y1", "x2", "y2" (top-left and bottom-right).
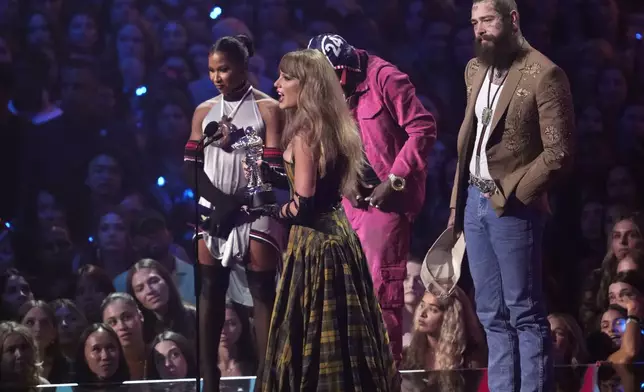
[{"x1": 230, "y1": 126, "x2": 276, "y2": 207}]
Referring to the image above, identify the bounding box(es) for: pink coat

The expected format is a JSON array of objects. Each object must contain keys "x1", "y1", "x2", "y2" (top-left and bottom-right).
[{"x1": 349, "y1": 50, "x2": 437, "y2": 218}]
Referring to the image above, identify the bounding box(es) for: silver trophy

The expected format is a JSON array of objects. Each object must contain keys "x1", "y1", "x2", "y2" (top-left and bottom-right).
[{"x1": 230, "y1": 126, "x2": 276, "y2": 207}]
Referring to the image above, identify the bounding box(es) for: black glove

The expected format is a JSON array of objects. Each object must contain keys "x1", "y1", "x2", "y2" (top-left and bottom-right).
[
  {"x1": 200, "y1": 190, "x2": 250, "y2": 238},
  {"x1": 244, "y1": 203, "x2": 281, "y2": 218},
  {"x1": 257, "y1": 161, "x2": 290, "y2": 190}
]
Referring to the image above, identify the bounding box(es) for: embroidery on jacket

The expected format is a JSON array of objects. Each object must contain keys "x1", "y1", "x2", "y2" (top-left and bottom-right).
[
  {"x1": 539, "y1": 70, "x2": 574, "y2": 164},
  {"x1": 522, "y1": 62, "x2": 542, "y2": 77},
  {"x1": 504, "y1": 74, "x2": 535, "y2": 154}
]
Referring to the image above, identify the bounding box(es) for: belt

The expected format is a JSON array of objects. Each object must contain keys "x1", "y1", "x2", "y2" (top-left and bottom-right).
[{"x1": 469, "y1": 173, "x2": 497, "y2": 194}]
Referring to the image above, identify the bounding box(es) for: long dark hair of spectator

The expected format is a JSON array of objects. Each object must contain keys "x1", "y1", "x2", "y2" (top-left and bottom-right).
[
  {"x1": 49, "y1": 298, "x2": 89, "y2": 355},
  {"x1": 50, "y1": 298, "x2": 88, "y2": 324},
  {"x1": 73, "y1": 323, "x2": 130, "y2": 386},
  {"x1": 225, "y1": 300, "x2": 258, "y2": 375},
  {"x1": 18, "y1": 300, "x2": 70, "y2": 383},
  {"x1": 145, "y1": 330, "x2": 197, "y2": 380},
  {"x1": 125, "y1": 259, "x2": 193, "y2": 342},
  {"x1": 74, "y1": 264, "x2": 117, "y2": 322},
  {"x1": 76, "y1": 264, "x2": 116, "y2": 294}
]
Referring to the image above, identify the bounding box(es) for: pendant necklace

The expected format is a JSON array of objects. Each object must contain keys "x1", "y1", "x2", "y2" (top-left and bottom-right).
[
  {"x1": 475, "y1": 67, "x2": 509, "y2": 177},
  {"x1": 220, "y1": 85, "x2": 253, "y2": 124},
  {"x1": 481, "y1": 67, "x2": 508, "y2": 127},
  {"x1": 215, "y1": 85, "x2": 253, "y2": 139}
]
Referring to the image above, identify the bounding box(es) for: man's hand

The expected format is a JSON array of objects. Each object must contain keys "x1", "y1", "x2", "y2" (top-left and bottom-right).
[
  {"x1": 365, "y1": 181, "x2": 395, "y2": 210},
  {"x1": 345, "y1": 187, "x2": 369, "y2": 210},
  {"x1": 447, "y1": 208, "x2": 456, "y2": 228}
]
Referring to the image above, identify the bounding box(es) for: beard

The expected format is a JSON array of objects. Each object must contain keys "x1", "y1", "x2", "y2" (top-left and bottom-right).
[{"x1": 474, "y1": 22, "x2": 519, "y2": 68}]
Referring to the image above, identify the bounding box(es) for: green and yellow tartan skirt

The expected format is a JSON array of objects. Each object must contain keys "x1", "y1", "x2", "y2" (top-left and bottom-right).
[{"x1": 258, "y1": 208, "x2": 400, "y2": 392}]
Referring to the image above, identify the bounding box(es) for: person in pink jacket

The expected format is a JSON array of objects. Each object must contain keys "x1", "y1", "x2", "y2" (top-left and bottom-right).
[{"x1": 308, "y1": 34, "x2": 437, "y2": 360}]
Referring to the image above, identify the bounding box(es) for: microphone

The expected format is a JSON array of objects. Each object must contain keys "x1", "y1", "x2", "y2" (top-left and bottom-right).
[
  {"x1": 204, "y1": 120, "x2": 219, "y2": 138},
  {"x1": 201, "y1": 120, "x2": 223, "y2": 149}
]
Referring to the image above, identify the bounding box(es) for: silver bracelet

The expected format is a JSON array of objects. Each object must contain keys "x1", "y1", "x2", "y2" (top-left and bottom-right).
[{"x1": 626, "y1": 318, "x2": 639, "y2": 325}]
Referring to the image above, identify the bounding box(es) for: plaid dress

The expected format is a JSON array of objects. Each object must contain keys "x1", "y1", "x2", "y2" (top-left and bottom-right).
[{"x1": 258, "y1": 161, "x2": 400, "y2": 392}]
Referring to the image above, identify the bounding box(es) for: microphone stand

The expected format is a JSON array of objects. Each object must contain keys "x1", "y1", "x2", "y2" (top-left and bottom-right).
[{"x1": 193, "y1": 126, "x2": 216, "y2": 392}]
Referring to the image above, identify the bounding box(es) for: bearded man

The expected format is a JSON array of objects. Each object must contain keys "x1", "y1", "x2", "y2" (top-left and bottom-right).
[{"x1": 448, "y1": 1, "x2": 574, "y2": 391}]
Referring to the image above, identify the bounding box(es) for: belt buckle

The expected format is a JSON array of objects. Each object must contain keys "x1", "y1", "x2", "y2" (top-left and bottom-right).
[{"x1": 470, "y1": 175, "x2": 496, "y2": 194}]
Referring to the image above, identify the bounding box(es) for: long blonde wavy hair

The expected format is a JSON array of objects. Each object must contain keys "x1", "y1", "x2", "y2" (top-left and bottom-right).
[
  {"x1": 278, "y1": 49, "x2": 364, "y2": 195},
  {"x1": 0, "y1": 321, "x2": 41, "y2": 386},
  {"x1": 402, "y1": 293, "x2": 467, "y2": 371}
]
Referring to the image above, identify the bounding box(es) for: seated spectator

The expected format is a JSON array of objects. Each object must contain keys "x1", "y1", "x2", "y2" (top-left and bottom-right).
[
  {"x1": 101, "y1": 293, "x2": 147, "y2": 380},
  {"x1": 74, "y1": 323, "x2": 130, "y2": 386},
  {"x1": 81, "y1": 208, "x2": 137, "y2": 280},
  {"x1": 579, "y1": 213, "x2": 644, "y2": 332},
  {"x1": 218, "y1": 300, "x2": 257, "y2": 377},
  {"x1": 65, "y1": 8, "x2": 102, "y2": 60},
  {"x1": 50, "y1": 299, "x2": 88, "y2": 369},
  {"x1": 0, "y1": 321, "x2": 46, "y2": 387},
  {"x1": 18, "y1": 300, "x2": 70, "y2": 383},
  {"x1": 608, "y1": 270, "x2": 644, "y2": 306},
  {"x1": 125, "y1": 258, "x2": 196, "y2": 343},
  {"x1": 73, "y1": 265, "x2": 116, "y2": 323},
  {"x1": 33, "y1": 226, "x2": 81, "y2": 300},
  {"x1": 115, "y1": 210, "x2": 195, "y2": 305},
  {"x1": 548, "y1": 313, "x2": 588, "y2": 365},
  {"x1": 146, "y1": 330, "x2": 197, "y2": 380},
  {"x1": 595, "y1": 305, "x2": 628, "y2": 360},
  {"x1": 81, "y1": 152, "x2": 129, "y2": 226},
  {"x1": 0, "y1": 268, "x2": 34, "y2": 321},
  {"x1": 604, "y1": 299, "x2": 644, "y2": 364},
  {"x1": 20, "y1": 187, "x2": 69, "y2": 239},
  {"x1": 605, "y1": 165, "x2": 641, "y2": 211},
  {"x1": 400, "y1": 288, "x2": 485, "y2": 371},
  {"x1": 402, "y1": 254, "x2": 424, "y2": 348}
]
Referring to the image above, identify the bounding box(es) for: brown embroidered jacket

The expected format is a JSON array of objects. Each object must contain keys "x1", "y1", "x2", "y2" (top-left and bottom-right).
[{"x1": 450, "y1": 41, "x2": 575, "y2": 233}]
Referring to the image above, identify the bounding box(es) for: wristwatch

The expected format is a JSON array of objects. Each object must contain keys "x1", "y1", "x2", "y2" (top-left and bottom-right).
[{"x1": 388, "y1": 174, "x2": 406, "y2": 191}]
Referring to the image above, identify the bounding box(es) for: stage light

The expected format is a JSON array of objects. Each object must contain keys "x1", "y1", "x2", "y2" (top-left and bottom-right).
[
  {"x1": 88, "y1": 236, "x2": 94, "y2": 243},
  {"x1": 157, "y1": 176, "x2": 166, "y2": 187},
  {"x1": 636, "y1": 33, "x2": 642, "y2": 41},
  {"x1": 4, "y1": 221, "x2": 11, "y2": 229},
  {"x1": 135, "y1": 86, "x2": 148, "y2": 96},
  {"x1": 183, "y1": 188, "x2": 195, "y2": 200},
  {"x1": 210, "y1": 6, "x2": 222, "y2": 20}
]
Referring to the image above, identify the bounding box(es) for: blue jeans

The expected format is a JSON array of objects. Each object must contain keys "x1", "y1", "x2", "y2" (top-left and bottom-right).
[{"x1": 464, "y1": 186, "x2": 552, "y2": 392}]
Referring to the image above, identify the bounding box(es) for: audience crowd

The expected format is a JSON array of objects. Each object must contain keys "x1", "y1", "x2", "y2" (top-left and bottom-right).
[{"x1": 1, "y1": 0, "x2": 644, "y2": 390}]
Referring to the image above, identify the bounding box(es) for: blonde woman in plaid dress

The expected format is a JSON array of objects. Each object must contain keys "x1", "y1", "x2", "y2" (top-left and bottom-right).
[{"x1": 245, "y1": 49, "x2": 399, "y2": 392}]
